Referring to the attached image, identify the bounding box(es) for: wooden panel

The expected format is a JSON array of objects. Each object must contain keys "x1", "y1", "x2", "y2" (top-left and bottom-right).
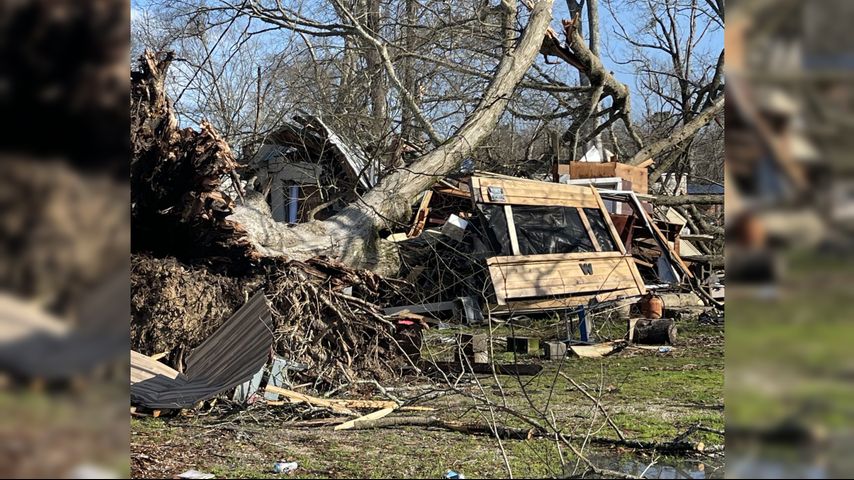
[
  {"x1": 504, "y1": 205, "x2": 521, "y2": 255},
  {"x1": 470, "y1": 176, "x2": 482, "y2": 202},
  {"x1": 568, "y1": 162, "x2": 648, "y2": 194},
  {"x1": 488, "y1": 254, "x2": 644, "y2": 305},
  {"x1": 472, "y1": 176, "x2": 600, "y2": 208},
  {"x1": 487, "y1": 251, "x2": 625, "y2": 266}
]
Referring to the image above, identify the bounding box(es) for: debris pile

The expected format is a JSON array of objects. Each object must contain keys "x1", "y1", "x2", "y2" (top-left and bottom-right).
[{"x1": 130, "y1": 52, "x2": 416, "y2": 397}]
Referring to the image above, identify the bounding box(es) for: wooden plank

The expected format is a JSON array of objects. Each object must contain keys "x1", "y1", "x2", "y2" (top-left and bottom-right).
[
  {"x1": 576, "y1": 207, "x2": 602, "y2": 251},
  {"x1": 265, "y1": 385, "x2": 357, "y2": 415},
  {"x1": 335, "y1": 407, "x2": 396, "y2": 431},
  {"x1": 624, "y1": 257, "x2": 648, "y2": 295},
  {"x1": 488, "y1": 263, "x2": 509, "y2": 304},
  {"x1": 591, "y1": 186, "x2": 626, "y2": 255},
  {"x1": 493, "y1": 257, "x2": 638, "y2": 280},
  {"x1": 471, "y1": 176, "x2": 600, "y2": 208},
  {"x1": 498, "y1": 273, "x2": 639, "y2": 300},
  {"x1": 487, "y1": 251, "x2": 626, "y2": 266},
  {"x1": 407, "y1": 191, "x2": 433, "y2": 237},
  {"x1": 477, "y1": 186, "x2": 599, "y2": 208},
  {"x1": 487, "y1": 255, "x2": 644, "y2": 304},
  {"x1": 504, "y1": 205, "x2": 521, "y2": 255},
  {"x1": 470, "y1": 177, "x2": 482, "y2": 202},
  {"x1": 646, "y1": 212, "x2": 694, "y2": 279},
  {"x1": 570, "y1": 341, "x2": 623, "y2": 358}
]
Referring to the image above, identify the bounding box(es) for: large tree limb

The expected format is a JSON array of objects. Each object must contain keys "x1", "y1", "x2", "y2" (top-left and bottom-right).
[
  {"x1": 229, "y1": 0, "x2": 556, "y2": 266},
  {"x1": 653, "y1": 194, "x2": 723, "y2": 206},
  {"x1": 629, "y1": 95, "x2": 724, "y2": 165}
]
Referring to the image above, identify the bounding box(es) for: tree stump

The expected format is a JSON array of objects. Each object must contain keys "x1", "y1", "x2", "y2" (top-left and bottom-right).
[{"x1": 629, "y1": 318, "x2": 677, "y2": 345}]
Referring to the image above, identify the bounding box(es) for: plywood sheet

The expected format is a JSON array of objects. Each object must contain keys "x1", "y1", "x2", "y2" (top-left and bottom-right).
[
  {"x1": 488, "y1": 254, "x2": 645, "y2": 305},
  {"x1": 568, "y1": 162, "x2": 648, "y2": 194},
  {"x1": 471, "y1": 176, "x2": 600, "y2": 208}
]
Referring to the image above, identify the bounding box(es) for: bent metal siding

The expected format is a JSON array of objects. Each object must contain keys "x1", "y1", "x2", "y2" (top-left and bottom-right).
[{"x1": 131, "y1": 291, "x2": 273, "y2": 409}]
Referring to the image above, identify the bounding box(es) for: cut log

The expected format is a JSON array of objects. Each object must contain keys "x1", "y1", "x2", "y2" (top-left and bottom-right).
[{"x1": 630, "y1": 318, "x2": 677, "y2": 345}]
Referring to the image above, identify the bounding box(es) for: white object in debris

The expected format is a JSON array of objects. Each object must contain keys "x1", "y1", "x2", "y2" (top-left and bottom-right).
[
  {"x1": 177, "y1": 470, "x2": 216, "y2": 479},
  {"x1": 68, "y1": 464, "x2": 121, "y2": 479},
  {"x1": 577, "y1": 145, "x2": 615, "y2": 163},
  {"x1": 441, "y1": 214, "x2": 469, "y2": 241},
  {"x1": 273, "y1": 461, "x2": 299, "y2": 474}
]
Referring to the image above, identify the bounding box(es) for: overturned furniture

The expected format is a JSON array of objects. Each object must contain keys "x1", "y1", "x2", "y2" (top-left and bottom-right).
[
  {"x1": 130, "y1": 291, "x2": 273, "y2": 409},
  {"x1": 397, "y1": 173, "x2": 647, "y2": 316}
]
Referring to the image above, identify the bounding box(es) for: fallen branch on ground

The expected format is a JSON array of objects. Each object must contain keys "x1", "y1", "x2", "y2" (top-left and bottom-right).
[{"x1": 338, "y1": 415, "x2": 720, "y2": 453}]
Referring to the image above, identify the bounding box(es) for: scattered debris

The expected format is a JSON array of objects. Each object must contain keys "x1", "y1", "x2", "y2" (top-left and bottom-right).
[
  {"x1": 272, "y1": 461, "x2": 298, "y2": 475},
  {"x1": 569, "y1": 340, "x2": 625, "y2": 358},
  {"x1": 177, "y1": 470, "x2": 215, "y2": 479},
  {"x1": 130, "y1": 291, "x2": 273, "y2": 409}
]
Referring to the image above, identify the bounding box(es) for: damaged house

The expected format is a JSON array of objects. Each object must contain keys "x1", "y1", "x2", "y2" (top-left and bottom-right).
[{"x1": 246, "y1": 114, "x2": 379, "y2": 223}]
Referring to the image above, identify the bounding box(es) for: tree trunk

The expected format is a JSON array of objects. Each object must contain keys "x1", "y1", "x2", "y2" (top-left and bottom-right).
[
  {"x1": 653, "y1": 194, "x2": 723, "y2": 206},
  {"x1": 631, "y1": 318, "x2": 677, "y2": 345},
  {"x1": 229, "y1": 0, "x2": 556, "y2": 267},
  {"x1": 365, "y1": 0, "x2": 388, "y2": 139},
  {"x1": 400, "y1": 0, "x2": 419, "y2": 146}
]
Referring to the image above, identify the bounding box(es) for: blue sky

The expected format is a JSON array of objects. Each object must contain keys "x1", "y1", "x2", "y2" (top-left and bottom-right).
[{"x1": 132, "y1": 0, "x2": 723, "y2": 119}]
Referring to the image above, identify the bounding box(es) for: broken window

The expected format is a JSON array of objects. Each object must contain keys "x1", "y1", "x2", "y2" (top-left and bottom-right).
[
  {"x1": 479, "y1": 205, "x2": 513, "y2": 256},
  {"x1": 583, "y1": 207, "x2": 618, "y2": 251},
  {"x1": 511, "y1": 206, "x2": 595, "y2": 255}
]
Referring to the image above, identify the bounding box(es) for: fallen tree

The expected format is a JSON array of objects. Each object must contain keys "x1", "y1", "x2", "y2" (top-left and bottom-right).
[
  {"x1": 227, "y1": 0, "x2": 556, "y2": 266},
  {"x1": 131, "y1": 254, "x2": 414, "y2": 389}
]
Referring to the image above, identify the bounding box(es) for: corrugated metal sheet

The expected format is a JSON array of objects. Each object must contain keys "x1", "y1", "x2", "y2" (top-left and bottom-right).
[{"x1": 131, "y1": 291, "x2": 273, "y2": 409}]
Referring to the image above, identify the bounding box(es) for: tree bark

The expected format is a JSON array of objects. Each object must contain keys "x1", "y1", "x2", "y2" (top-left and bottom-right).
[
  {"x1": 365, "y1": 0, "x2": 388, "y2": 140},
  {"x1": 629, "y1": 96, "x2": 724, "y2": 166},
  {"x1": 653, "y1": 194, "x2": 723, "y2": 206},
  {"x1": 229, "y1": 0, "x2": 556, "y2": 267}
]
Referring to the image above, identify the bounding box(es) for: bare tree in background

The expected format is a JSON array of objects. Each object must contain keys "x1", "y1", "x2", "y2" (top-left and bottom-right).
[
  {"x1": 606, "y1": 0, "x2": 724, "y2": 184},
  {"x1": 131, "y1": 0, "x2": 725, "y2": 266}
]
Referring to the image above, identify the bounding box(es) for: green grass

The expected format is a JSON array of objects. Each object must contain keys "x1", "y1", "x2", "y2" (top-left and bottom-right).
[
  {"x1": 132, "y1": 316, "x2": 724, "y2": 478},
  {"x1": 726, "y1": 250, "x2": 854, "y2": 430}
]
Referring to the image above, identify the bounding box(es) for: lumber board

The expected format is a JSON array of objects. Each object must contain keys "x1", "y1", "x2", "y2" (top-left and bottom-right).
[
  {"x1": 487, "y1": 251, "x2": 627, "y2": 265},
  {"x1": 488, "y1": 255, "x2": 644, "y2": 304},
  {"x1": 335, "y1": 407, "x2": 396, "y2": 431},
  {"x1": 504, "y1": 205, "x2": 521, "y2": 255},
  {"x1": 569, "y1": 162, "x2": 648, "y2": 194},
  {"x1": 472, "y1": 176, "x2": 600, "y2": 208}
]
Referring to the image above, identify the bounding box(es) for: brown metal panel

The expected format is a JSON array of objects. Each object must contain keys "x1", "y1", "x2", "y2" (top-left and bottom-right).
[{"x1": 130, "y1": 291, "x2": 273, "y2": 409}]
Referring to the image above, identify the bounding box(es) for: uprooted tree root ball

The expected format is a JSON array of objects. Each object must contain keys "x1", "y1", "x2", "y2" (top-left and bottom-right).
[{"x1": 131, "y1": 254, "x2": 416, "y2": 390}]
